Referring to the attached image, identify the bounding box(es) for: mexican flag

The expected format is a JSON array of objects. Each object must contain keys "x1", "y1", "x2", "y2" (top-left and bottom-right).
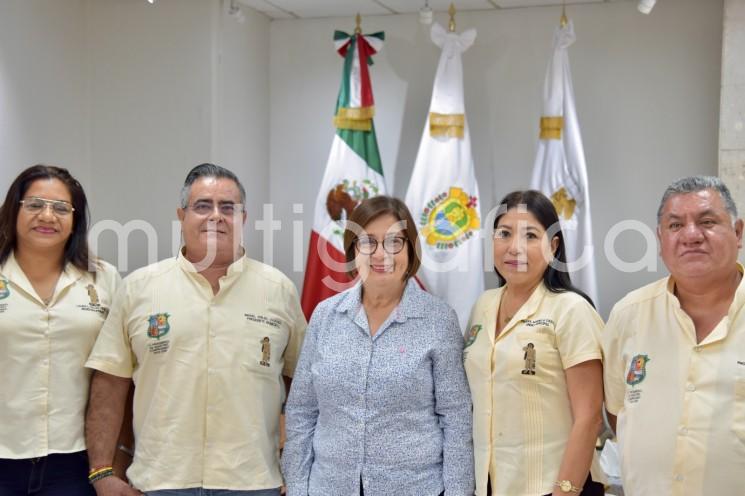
[
  {"x1": 300, "y1": 28, "x2": 386, "y2": 320},
  {"x1": 404, "y1": 23, "x2": 484, "y2": 331},
  {"x1": 530, "y1": 20, "x2": 598, "y2": 305}
]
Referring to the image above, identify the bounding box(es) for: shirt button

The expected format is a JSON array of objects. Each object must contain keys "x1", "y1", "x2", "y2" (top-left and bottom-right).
[
  {"x1": 42, "y1": 359, "x2": 49, "y2": 366},
  {"x1": 693, "y1": 346, "x2": 701, "y2": 352},
  {"x1": 686, "y1": 383, "x2": 696, "y2": 392},
  {"x1": 679, "y1": 426, "x2": 688, "y2": 435},
  {"x1": 674, "y1": 474, "x2": 684, "y2": 482}
]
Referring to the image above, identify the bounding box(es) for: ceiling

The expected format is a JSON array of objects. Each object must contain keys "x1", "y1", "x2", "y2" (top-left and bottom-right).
[{"x1": 237, "y1": 0, "x2": 629, "y2": 20}]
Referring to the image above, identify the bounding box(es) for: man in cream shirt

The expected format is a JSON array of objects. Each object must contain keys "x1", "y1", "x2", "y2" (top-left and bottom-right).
[
  {"x1": 603, "y1": 176, "x2": 745, "y2": 495},
  {"x1": 85, "y1": 164, "x2": 306, "y2": 496}
]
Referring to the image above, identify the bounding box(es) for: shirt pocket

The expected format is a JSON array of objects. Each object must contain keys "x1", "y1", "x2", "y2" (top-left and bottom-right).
[
  {"x1": 241, "y1": 320, "x2": 289, "y2": 377},
  {"x1": 733, "y1": 379, "x2": 745, "y2": 443},
  {"x1": 515, "y1": 331, "x2": 562, "y2": 383}
]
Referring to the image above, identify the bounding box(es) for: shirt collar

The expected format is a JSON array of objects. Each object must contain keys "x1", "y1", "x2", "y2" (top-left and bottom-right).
[
  {"x1": 176, "y1": 247, "x2": 247, "y2": 279},
  {"x1": 0, "y1": 251, "x2": 84, "y2": 304},
  {"x1": 666, "y1": 262, "x2": 745, "y2": 308},
  {"x1": 485, "y1": 282, "x2": 547, "y2": 342},
  {"x1": 666, "y1": 262, "x2": 745, "y2": 344},
  {"x1": 335, "y1": 278, "x2": 426, "y2": 322}
]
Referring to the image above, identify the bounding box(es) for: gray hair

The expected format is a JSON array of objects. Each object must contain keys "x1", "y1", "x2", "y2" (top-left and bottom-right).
[
  {"x1": 179, "y1": 163, "x2": 246, "y2": 209},
  {"x1": 657, "y1": 175, "x2": 738, "y2": 224}
]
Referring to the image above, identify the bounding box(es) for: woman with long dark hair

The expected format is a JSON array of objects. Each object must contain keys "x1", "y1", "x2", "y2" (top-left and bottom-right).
[
  {"x1": 464, "y1": 190, "x2": 605, "y2": 496},
  {"x1": 0, "y1": 165, "x2": 124, "y2": 495}
]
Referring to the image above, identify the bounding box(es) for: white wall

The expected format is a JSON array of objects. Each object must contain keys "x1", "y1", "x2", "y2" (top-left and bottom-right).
[
  {"x1": 214, "y1": 2, "x2": 271, "y2": 260},
  {"x1": 269, "y1": 0, "x2": 723, "y2": 317},
  {"x1": 0, "y1": 0, "x2": 89, "y2": 193},
  {"x1": 84, "y1": 0, "x2": 270, "y2": 270}
]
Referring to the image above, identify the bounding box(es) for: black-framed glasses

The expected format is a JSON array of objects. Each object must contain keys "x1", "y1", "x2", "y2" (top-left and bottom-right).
[
  {"x1": 187, "y1": 200, "x2": 243, "y2": 217},
  {"x1": 355, "y1": 236, "x2": 407, "y2": 255},
  {"x1": 20, "y1": 197, "x2": 75, "y2": 216}
]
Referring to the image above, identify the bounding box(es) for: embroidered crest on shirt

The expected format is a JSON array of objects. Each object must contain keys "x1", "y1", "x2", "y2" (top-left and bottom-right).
[
  {"x1": 521, "y1": 343, "x2": 537, "y2": 375},
  {"x1": 260, "y1": 337, "x2": 271, "y2": 367},
  {"x1": 626, "y1": 354, "x2": 650, "y2": 387},
  {"x1": 147, "y1": 313, "x2": 171, "y2": 340},
  {"x1": 0, "y1": 277, "x2": 10, "y2": 300},
  {"x1": 464, "y1": 324, "x2": 482, "y2": 348}
]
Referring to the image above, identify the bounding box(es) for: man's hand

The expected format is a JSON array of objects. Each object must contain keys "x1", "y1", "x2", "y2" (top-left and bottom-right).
[{"x1": 93, "y1": 476, "x2": 142, "y2": 496}]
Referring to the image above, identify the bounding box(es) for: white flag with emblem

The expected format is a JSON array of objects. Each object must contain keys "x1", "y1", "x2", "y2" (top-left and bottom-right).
[
  {"x1": 405, "y1": 22, "x2": 484, "y2": 331},
  {"x1": 530, "y1": 20, "x2": 598, "y2": 305}
]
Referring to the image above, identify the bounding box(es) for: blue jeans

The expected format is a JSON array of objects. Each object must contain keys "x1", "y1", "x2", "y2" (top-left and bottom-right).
[
  {"x1": 0, "y1": 451, "x2": 95, "y2": 496},
  {"x1": 147, "y1": 489, "x2": 280, "y2": 496}
]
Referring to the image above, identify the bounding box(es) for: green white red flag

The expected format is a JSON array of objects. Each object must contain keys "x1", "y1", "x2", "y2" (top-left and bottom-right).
[{"x1": 300, "y1": 29, "x2": 386, "y2": 320}]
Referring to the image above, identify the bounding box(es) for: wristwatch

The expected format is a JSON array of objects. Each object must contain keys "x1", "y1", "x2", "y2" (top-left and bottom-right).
[{"x1": 555, "y1": 480, "x2": 582, "y2": 493}]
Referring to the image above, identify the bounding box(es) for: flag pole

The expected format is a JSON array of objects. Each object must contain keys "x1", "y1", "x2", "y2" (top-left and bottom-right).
[
  {"x1": 560, "y1": 2, "x2": 568, "y2": 27},
  {"x1": 355, "y1": 13, "x2": 362, "y2": 34},
  {"x1": 448, "y1": 3, "x2": 456, "y2": 32}
]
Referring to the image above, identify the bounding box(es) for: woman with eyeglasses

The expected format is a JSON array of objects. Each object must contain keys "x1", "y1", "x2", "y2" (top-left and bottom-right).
[
  {"x1": 0, "y1": 165, "x2": 126, "y2": 495},
  {"x1": 464, "y1": 190, "x2": 605, "y2": 496},
  {"x1": 282, "y1": 196, "x2": 474, "y2": 496}
]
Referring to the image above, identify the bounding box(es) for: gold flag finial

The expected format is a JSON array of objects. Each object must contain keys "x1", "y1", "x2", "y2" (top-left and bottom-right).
[
  {"x1": 448, "y1": 3, "x2": 456, "y2": 32},
  {"x1": 560, "y1": 3, "x2": 568, "y2": 27},
  {"x1": 355, "y1": 13, "x2": 362, "y2": 34}
]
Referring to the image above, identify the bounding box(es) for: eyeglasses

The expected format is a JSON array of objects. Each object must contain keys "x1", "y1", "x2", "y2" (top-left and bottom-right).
[
  {"x1": 187, "y1": 201, "x2": 243, "y2": 217},
  {"x1": 355, "y1": 236, "x2": 407, "y2": 255},
  {"x1": 20, "y1": 197, "x2": 75, "y2": 216}
]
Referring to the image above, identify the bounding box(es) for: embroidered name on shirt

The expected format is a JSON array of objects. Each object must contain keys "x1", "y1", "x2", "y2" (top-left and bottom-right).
[
  {"x1": 0, "y1": 303, "x2": 7, "y2": 314},
  {"x1": 245, "y1": 313, "x2": 282, "y2": 328},
  {"x1": 522, "y1": 318, "x2": 555, "y2": 327},
  {"x1": 148, "y1": 340, "x2": 170, "y2": 355},
  {"x1": 77, "y1": 304, "x2": 108, "y2": 315}
]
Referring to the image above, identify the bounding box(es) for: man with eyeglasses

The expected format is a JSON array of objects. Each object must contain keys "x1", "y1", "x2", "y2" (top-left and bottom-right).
[{"x1": 84, "y1": 163, "x2": 307, "y2": 496}]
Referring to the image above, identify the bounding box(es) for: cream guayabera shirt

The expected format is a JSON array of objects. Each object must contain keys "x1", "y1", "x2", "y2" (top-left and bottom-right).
[
  {"x1": 86, "y1": 252, "x2": 306, "y2": 492},
  {"x1": 465, "y1": 283, "x2": 605, "y2": 496},
  {"x1": 0, "y1": 253, "x2": 120, "y2": 458},
  {"x1": 603, "y1": 264, "x2": 745, "y2": 496}
]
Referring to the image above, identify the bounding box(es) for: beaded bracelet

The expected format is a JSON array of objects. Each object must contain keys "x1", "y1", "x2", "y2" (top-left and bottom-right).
[{"x1": 88, "y1": 466, "x2": 114, "y2": 484}]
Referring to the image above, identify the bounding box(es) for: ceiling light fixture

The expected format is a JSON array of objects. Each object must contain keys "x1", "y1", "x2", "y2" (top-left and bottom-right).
[
  {"x1": 638, "y1": 0, "x2": 657, "y2": 14},
  {"x1": 147, "y1": 0, "x2": 155, "y2": 4},
  {"x1": 419, "y1": 1, "x2": 433, "y2": 25}
]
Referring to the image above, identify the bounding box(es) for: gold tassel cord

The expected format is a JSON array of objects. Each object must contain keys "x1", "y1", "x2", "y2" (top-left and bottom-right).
[
  {"x1": 539, "y1": 116, "x2": 563, "y2": 140},
  {"x1": 334, "y1": 106, "x2": 375, "y2": 131},
  {"x1": 430, "y1": 112, "x2": 465, "y2": 138},
  {"x1": 336, "y1": 106, "x2": 375, "y2": 120}
]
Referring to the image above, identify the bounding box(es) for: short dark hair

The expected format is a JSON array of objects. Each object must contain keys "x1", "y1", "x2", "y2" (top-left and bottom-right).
[
  {"x1": 0, "y1": 165, "x2": 94, "y2": 272},
  {"x1": 343, "y1": 196, "x2": 421, "y2": 281},
  {"x1": 180, "y1": 163, "x2": 246, "y2": 208},
  {"x1": 493, "y1": 190, "x2": 593, "y2": 307},
  {"x1": 657, "y1": 175, "x2": 738, "y2": 224}
]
